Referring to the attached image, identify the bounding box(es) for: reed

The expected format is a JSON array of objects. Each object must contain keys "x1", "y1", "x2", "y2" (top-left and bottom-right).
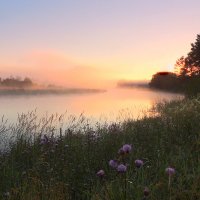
[{"x1": 0, "y1": 96, "x2": 200, "y2": 199}]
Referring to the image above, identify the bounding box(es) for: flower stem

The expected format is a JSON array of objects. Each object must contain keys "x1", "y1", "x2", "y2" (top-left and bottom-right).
[
  {"x1": 168, "y1": 176, "x2": 171, "y2": 200},
  {"x1": 124, "y1": 173, "x2": 127, "y2": 200}
]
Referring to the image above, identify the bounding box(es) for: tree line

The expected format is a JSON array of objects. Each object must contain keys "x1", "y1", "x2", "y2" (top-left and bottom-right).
[
  {"x1": 0, "y1": 77, "x2": 33, "y2": 88},
  {"x1": 149, "y1": 34, "x2": 200, "y2": 96}
]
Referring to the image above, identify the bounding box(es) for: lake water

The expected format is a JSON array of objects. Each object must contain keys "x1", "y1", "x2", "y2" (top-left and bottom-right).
[{"x1": 0, "y1": 87, "x2": 183, "y2": 125}]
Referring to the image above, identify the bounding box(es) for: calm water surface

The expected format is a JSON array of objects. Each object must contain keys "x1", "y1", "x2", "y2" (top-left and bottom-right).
[{"x1": 0, "y1": 87, "x2": 183, "y2": 124}]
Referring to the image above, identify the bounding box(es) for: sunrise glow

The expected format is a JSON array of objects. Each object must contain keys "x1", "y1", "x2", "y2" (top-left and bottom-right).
[{"x1": 1, "y1": 0, "x2": 200, "y2": 88}]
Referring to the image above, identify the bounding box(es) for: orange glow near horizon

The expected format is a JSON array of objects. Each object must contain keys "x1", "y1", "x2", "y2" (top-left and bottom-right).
[
  {"x1": 1, "y1": 1, "x2": 199, "y2": 89},
  {"x1": 0, "y1": 46, "x2": 182, "y2": 89}
]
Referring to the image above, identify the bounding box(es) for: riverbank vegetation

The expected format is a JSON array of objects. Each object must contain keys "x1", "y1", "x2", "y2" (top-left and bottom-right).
[
  {"x1": 149, "y1": 34, "x2": 200, "y2": 96},
  {"x1": 0, "y1": 95, "x2": 200, "y2": 199}
]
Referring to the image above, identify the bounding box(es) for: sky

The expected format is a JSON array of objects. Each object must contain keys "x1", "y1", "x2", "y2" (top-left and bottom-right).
[{"x1": 0, "y1": 0, "x2": 200, "y2": 88}]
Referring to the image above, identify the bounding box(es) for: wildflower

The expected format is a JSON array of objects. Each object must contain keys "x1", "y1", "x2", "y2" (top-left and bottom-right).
[
  {"x1": 122, "y1": 144, "x2": 132, "y2": 153},
  {"x1": 117, "y1": 164, "x2": 127, "y2": 173},
  {"x1": 165, "y1": 167, "x2": 175, "y2": 176},
  {"x1": 118, "y1": 147, "x2": 125, "y2": 155},
  {"x1": 22, "y1": 171, "x2": 26, "y2": 176},
  {"x1": 109, "y1": 160, "x2": 118, "y2": 168},
  {"x1": 3, "y1": 192, "x2": 10, "y2": 197},
  {"x1": 40, "y1": 134, "x2": 48, "y2": 145},
  {"x1": 135, "y1": 159, "x2": 144, "y2": 168},
  {"x1": 96, "y1": 170, "x2": 105, "y2": 178},
  {"x1": 166, "y1": 167, "x2": 175, "y2": 191},
  {"x1": 143, "y1": 187, "x2": 150, "y2": 197}
]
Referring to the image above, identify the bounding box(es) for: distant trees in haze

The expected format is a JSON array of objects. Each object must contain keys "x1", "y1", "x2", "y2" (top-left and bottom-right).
[
  {"x1": 0, "y1": 77, "x2": 33, "y2": 88},
  {"x1": 150, "y1": 34, "x2": 200, "y2": 96}
]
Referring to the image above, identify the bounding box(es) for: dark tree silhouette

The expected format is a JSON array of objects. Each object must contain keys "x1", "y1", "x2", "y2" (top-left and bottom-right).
[
  {"x1": 186, "y1": 34, "x2": 200, "y2": 76},
  {"x1": 150, "y1": 34, "x2": 200, "y2": 96},
  {"x1": 174, "y1": 35, "x2": 200, "y2": 77},
  {"x1": 149, "y1": 72, "x2": 180, "y2": 91},
  {"x1": 174, "y1": 56, "x2": 187, "y2": 77}
]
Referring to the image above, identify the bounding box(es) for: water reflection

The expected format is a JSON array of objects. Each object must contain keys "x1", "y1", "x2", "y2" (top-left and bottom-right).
[{"x1": 0, "y1": 87, "x2": 183, "y2": 124}]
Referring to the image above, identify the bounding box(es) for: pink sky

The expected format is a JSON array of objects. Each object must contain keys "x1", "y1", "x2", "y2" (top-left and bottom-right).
[{"x1": 1, "y1": 0, "x2": 199, "y2": 88}]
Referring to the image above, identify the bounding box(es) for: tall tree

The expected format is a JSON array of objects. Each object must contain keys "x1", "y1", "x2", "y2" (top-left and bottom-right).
[
  {"x1": 174, "y1": 56, "x2": 187, "y2": 76},
  {"x1": 186, "y1": 34, "x2": 200, "y2": 76}
]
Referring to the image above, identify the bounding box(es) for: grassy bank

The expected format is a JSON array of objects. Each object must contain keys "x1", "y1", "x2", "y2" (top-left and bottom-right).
[{"x1": 0, "y1": 97, "x2": 200, "y2": 199}]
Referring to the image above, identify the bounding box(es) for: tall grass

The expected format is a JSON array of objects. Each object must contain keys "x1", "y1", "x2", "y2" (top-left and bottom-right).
[{"x1": 0, "y1": 96, "x2": 200, "y2": 199}]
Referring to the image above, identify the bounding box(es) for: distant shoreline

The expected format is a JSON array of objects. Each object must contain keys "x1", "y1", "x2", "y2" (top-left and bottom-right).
[
  {"x1": 0, "y1": 88, "x2": 106, "y2": 96},
  {"x1": 117, "y1": 80, "x2": 149, "y2": 89}
]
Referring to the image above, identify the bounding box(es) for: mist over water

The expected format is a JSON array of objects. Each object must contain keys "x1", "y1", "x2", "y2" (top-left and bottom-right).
[{"x1": 0, "y1": 87, "x2": 183, "y2": 124}]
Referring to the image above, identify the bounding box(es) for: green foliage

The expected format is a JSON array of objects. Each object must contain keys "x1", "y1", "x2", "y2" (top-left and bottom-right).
[{"x1": 1, "y1": 98, "x2": 200, "y2": 199}]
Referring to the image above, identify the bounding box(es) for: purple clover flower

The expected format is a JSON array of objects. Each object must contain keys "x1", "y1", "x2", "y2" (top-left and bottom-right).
[
  {"x1": 135, "y1": 159, "x2": 144, "y2": 168},
  {"x1": 118, "y1": 147, "x2": 125, "y2": 155},
  {"x1": 40, "y1": 134, "x2": 48, "y2": 145},
  {"x1": 3, "y1": 192, "x2": 10, "y2": 198},
  {"x1": 117, "y1": 164, "x2": 127, "y2": 173},
  {"x1": 96, "y1": 170, "x2": 105, "y2": 178},
  {"x1": 143, "y1": 187, "x2": 150, "y2": 197},
  {"x1": 122, "y1": 144, "x2": 132, "y2": 153},
  {"x1": 165, "y1": 167, "x2": 175, "y2": 176},
  {"x1": 109, "y1": 160, "x2": 118, "y2": 169}
]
